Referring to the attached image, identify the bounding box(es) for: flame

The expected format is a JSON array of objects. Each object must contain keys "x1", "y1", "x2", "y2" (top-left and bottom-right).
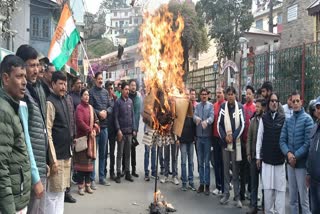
[{"x1": 139, "y1": 5, "x2": 185, "y2": 135}]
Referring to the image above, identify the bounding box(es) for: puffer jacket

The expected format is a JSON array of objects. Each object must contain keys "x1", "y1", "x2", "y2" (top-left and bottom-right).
[
  {"x1": 24, "y1": 86, "x2": 48, "y2": 178},
  {"x1": 307, "y1": 123, "x2": 320, "y2": 182},
  {"x1": 89, "y1": 86, "x2": 111, "y2": 128},
  {"x1": 0, "y1": 89, "x2": 31, "y2": 214},
  {"x1": 279, "y1": 108, "x2": 314, "y2": 168}
]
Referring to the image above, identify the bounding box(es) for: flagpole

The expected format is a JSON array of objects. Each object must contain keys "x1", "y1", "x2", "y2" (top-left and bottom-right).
[{"x1": 79, "y1": 39, "x2": 95, "y2": 77}]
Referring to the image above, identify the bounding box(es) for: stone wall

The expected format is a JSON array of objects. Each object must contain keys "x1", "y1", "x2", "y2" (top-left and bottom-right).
[{"x1": 281, "y1": 0, "x2": 314, "y2": 49}]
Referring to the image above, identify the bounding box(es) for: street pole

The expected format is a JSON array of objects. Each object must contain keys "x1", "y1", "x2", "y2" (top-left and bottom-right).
[{"x1": 268, "y1": 0, "x2": 273, "y2": 33}]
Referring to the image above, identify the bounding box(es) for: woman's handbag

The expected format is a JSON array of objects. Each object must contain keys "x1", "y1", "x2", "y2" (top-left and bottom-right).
[{"x1": 74, "y1": 135, "x2": 88, "y2": 152}]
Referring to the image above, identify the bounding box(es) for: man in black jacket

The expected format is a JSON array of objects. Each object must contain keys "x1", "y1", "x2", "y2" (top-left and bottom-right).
[
  {"x1": 114, "y1": 81, "x2": 137, "y2": 183},
  {"x1": 306, "y1": 97, "x2": 320, "y2": 213}
]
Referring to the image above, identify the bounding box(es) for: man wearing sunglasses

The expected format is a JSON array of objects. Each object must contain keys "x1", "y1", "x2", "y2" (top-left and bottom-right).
[{"x1": 280, "y1": 91, "x2": 313, "y2": 214}]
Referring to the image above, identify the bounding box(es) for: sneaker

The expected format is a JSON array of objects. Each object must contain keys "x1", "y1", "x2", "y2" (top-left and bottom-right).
[
  {"x1": 181, "y1": 184, "x2": 187, "y2": 191},
  {"x1": 160, "y1": 176, "x2": 169, "y2": 183},
  {"x1": 125, "y1": 174, "x2": 134, "y2": 182},
  {"x1": 78, "y1": 188, "x2": 85, "y2": 196},
  {"x1": 144, "y1": 175, "x2": 150, "y2": 181},
  {"x1": 132, "y1": 172, "x2": 139, "y2": 178},
  {"x1": 115, "y1": 176, "x2": 121, "y2": 183},
  {"x1": 212, "y1": 188, "x2": 222, "y2": 195},
  {"x1": 188, "y1": 183, "x2": 196, "y2": 191},
  {"x1": 150, "y1": 174, "x2": 159, "y2": 180},
  {"x1": 91, "y1": 181, "x2": 97, "y2": 190},
  {"x1": 236, "y1": 200, "x2": 242, "y2": 208},
  {"x1": 220, "y1": 195, "x2": 230, "y2": 205},
  {"x1": 173, "y1": 177, "x2": 179, "y2": 185},
  {"x1": 99, "y1": 179, "x2": 111, "y2": 186}
]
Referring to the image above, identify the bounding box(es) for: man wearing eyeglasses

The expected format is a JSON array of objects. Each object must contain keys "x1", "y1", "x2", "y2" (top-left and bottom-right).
[
  {"x1": 193, "y1": 88, "x2": 214, "y2": 195},
  {"x1": 280, "y1": 91, "x2": 313, "y2": 214}
]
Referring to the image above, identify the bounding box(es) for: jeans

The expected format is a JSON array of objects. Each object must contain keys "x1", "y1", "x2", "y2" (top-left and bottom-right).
[
  {"x1": 144, "y1": 144, "x2": 156, "y2": 176},
  {"x1": 250, "y1": 158, "x2": 260, "y2": 208},
  {"x1": 196, "y1": 137, "x2": 211, "y2": 185},
  {"x1": 310, "y1": 178, "x2": 320, "y2": 214},
  {"x1": 222, "y1": 149, "x2": 240, "y2": 200},
  {"x1": 164, "y1": 143, "x2": 178, "y2": 177},
  {"x1": 287, "y1": 166, "x2": 311, "y2": 214},
  {"x1": 180, "y1": 143, "x2": 194, "y2": 185},
  {"x1": 91, "y1": 127, "x2": 108, "y2": 182},
  {"x1": 213, "y1": 136, "x2": 224, "y2": 191},
  {"x1": 117, "y1": 134, "x2": 132, "y2": 174}
]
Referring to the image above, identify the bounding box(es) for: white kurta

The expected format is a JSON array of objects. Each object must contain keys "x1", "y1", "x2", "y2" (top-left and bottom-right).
[{"x1": 256, "y1": 117, "x2": 286, "y2": 192}]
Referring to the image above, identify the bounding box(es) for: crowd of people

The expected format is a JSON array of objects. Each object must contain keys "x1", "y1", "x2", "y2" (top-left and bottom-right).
[{"x1": 0, "y1": 43, "x2": 319, "y2": 214}]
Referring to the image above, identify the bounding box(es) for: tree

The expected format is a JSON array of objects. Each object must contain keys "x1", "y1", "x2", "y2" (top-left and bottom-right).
[
  {"x1": 84, "y1": 11, "x2": 106, "y2": 39},
  {"x1": 99, "y1": 0, "x2": 129, "y2": 14},
  {"x1": 87, "y1": 38, "x2": 117, "y2": 58},
  {"x1": 168, "y1": 0, "x2": 209, "y2": 80},
  {"x1": 196, "y1": 0, "x2": 253, "y2": 61}
]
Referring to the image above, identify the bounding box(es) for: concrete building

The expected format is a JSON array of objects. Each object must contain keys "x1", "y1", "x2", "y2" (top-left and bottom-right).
[
  {"x1": 281, "y1": 0, "x2": 314, "y2": 49},
  {"x1": 307, "y1": 0, "x2": 320, "y2": 42},
  {"x1": 108, "y1": 6, "x2": 143, "y2": 37},
  {"x1": 252, "y1": 0, "x2": 283, "y2": 34}
]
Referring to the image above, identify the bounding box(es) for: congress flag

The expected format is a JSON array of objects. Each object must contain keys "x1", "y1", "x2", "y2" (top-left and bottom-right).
[{"x1": 48, "y1": 4, "x2": 80, "y2": 70}]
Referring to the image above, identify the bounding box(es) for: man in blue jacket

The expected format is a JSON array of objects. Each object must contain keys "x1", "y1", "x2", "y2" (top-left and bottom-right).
[
  {"x1": 280, "y1": 91, "x2": 313, "y2": 214},
  {"x1": 193, "y1": 88, "x2": 214, "y2": 195},
  {"x1": 306, "y1": 96, "x2": 320, "y2": 213}
]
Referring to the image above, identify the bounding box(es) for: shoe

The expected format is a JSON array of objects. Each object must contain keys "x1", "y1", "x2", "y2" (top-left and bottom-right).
[
  {"x1": 197, "y1": 184, "x2": 204, "y2": 193},
  {"x1": 150, "y1": 174, "x2": 159, "y2": 180},
  {"x1": 99, "y1": 179, "x2": 111, "y2": 186},
  {"x1": 220, "y1": 195, "x2": 229, "y2": 205},
  {"x1": 205, "y1": 185, "x2": 210, "y2": 196},
  {"x1": 236, "y1": 200, "x2": 242, "y2": 208},
  {"x1": 173, "y1": 177, "x2": 179, "y2": 185},
  {"x1": 72, "y1": 174, "x2": 78, "y2": 185},
  {"x1": 188, "y1": 183, "x2": 196, "y2": 191},
  {"x1": 64, "y1": 192, "x2": 77, "y2": 203},
  {"x1": 115, "y1": 176, "x2": 121, "y2": 183},
  {"x1": 246, "y1": 207, "x2": 257, "y2": 214},
  {"x1": 91, "y1": 181, "x2": 97, "y2": 190},
  {"x1": 78, "y1": 187, "x2": 85, "y2": 196},
  {"x1": 212, "y1": 188, "x2": 220, "y2": 195},
  {"x1": 181, "y1": 184, "x2": 187, "y2": 191},
  {"x1": 160, "y1": 176, "x2": 169, "y2": 183},
  {"x1": 132, "y1": 172, "x2": 139, "y2": 177},
  {"x1": 125, "y1": 173, "x2": 134, "y2": 182},
  {"x1": 144, "y1": 175, "x2": 150, "y2": 181},
  {"x1": 121, "y1": 171, "x2": 125, "y2": 177},
  {"x1": 110, "y1": 173, "x2": 116, "y2": 181},
  {"x1": 160, "y1": 169, "x2": 164, "y2": 175},
  {"x1": 85, "y1": 185, "x2": 94, "y2": 194},
  {"x1": 240, "y1": 193, "x2": 246, "y2": 201},
  {"x1": 229, "y1": 183, "x2": 233, "y2": 190}
]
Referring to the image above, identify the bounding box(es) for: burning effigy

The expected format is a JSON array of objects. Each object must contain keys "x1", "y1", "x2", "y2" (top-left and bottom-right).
[{"x1": 139, "y1": 4, "x2": 190, "y2": 214}]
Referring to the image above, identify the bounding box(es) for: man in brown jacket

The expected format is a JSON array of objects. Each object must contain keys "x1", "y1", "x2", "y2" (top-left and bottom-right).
[{"x1": 246, "y1": 98, "x2": 265, "y2": 214}]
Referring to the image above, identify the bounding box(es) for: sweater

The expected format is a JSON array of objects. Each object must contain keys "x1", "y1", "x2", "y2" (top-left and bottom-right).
[
  {"x1": 0, "y1": 89, "x2": 31, "y2": 214},
  {"x1": 193, "y1": 101, "x2": 214, "y2": 137},
  {"x1": 129, "y1": 91, "x2": 142, "y2": 132},
  {"x1": 279, "y1": 108, "x2": 314, "y2": 168},
  {"x1": 218, "y1": 102, "x2": 245, "y2": 148},
  {"x1": 242, "y1": 101, "x2": 256, "y2": 143},
  {"x1": 179, "y1": 116, "x2": 196, "y2": 143}
]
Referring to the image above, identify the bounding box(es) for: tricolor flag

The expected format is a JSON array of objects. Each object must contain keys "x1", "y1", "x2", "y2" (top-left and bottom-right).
[{"x1": 48, "y1": 4, "x2": 80, "y2": 71}]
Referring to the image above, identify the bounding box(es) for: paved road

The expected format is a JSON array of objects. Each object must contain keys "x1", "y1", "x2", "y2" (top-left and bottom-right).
[{"x1": 65, "y1": 122, "x2": 287, "y2": 214}]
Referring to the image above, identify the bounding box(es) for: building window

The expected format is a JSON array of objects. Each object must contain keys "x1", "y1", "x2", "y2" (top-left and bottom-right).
[
  {"x1": 115, "y1": 22, "x2": 118, "y2": 27},
  {"x1": 134, "y1": 18, "x2": 138, "y2": 24},
  {"x1": 31, "y1": 15, "x2": 50, "y2": 40},
  {"x1": 256, "y1": 19, "x2": 263, "y2": 30},
  {"x1": 129, "y1": 19, "x2": 132, "y2": 24},
  {"x1": 120, "y1": 21, "x2": 124, "y2": 27},
  {"x1": 277, "y1": 13, "x2": 282, "y2": 24},
  {"x1": 287, "y1": 4, "x2": 298, "y2": 22},
  {"x1": 125, "y1": 12, "x2": 128, "y2": 16},
  {"x1": 114, "y1": 12, "x2": 117, "y2": 16},
  {"x1": 316, "y1": 14, "x2": 320, "y2": 42}
]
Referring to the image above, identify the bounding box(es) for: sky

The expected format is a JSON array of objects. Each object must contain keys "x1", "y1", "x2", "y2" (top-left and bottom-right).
[{"x1": 83, "y1": 0, "x2": 198, "y2": 14}]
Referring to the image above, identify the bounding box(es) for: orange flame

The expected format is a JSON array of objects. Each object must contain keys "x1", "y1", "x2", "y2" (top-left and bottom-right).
[{"x1": 139, "y1": 5, "x2": 185, "y2": 135}]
